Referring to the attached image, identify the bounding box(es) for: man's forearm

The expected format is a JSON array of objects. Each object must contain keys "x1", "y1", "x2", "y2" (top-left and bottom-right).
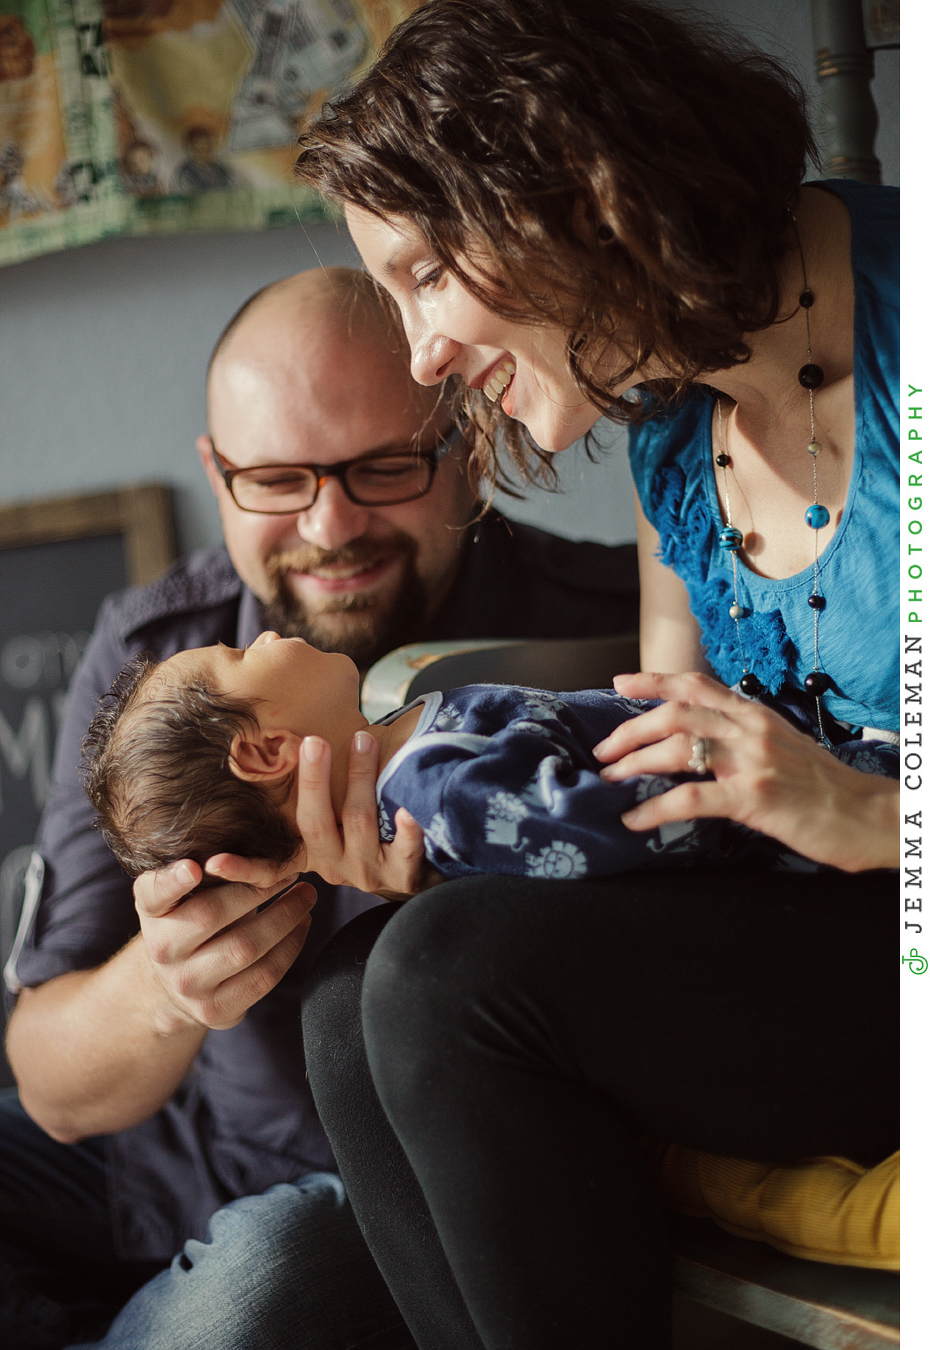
[{"x1": 6, "y1": 934, "x2": 207, "y2": 1143}]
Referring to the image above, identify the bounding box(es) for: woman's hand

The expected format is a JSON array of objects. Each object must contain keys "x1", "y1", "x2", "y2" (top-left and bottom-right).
[
  {"x1": 296, "y1": 733, "x2": 433, "y2": 900},
  {"x1": 595, "y1": 672, "x2": 899, "y2": 873}
]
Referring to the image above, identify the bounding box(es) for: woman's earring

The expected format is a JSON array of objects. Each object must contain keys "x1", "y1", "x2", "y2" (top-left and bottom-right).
[{"x1": 596, "y1": 224, "x2": 614, "y2": 243}]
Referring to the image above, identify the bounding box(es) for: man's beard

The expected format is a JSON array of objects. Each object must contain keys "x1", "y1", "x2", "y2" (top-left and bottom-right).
[{"x1": 262, "y1": 539, "x2": 431, "y2": 671}]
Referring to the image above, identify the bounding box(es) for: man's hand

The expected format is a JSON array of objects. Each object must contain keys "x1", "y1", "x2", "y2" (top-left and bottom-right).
[
  {"x1": 134, "y1": 858, "x2": 316, "y2": 1031},
  {"x1": 8, "y1": 859, "x2": 315, "y2": 1142},
  {"x1": 295, "y1": 732, "x2": 429, "y2": 900}
]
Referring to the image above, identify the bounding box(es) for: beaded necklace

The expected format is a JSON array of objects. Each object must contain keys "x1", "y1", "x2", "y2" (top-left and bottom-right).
[{"x1": 714, "y1": 229, "x2": 830, "y2": 743}]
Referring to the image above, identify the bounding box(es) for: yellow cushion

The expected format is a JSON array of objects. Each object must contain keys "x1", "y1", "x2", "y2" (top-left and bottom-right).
[{"x1": 643, "y1": 1142, "x2": 899, "y2": 1270}]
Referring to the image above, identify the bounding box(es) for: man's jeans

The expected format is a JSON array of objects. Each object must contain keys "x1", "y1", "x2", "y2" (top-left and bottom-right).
[{"x1": 0, "y1": 1090, "x2": 413, "y2": 1350}]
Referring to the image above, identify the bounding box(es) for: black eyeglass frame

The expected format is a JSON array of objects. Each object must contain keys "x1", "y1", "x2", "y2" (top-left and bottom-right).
[{"x1": 210, "y1": 427, "x2": 463, "y2": 515}]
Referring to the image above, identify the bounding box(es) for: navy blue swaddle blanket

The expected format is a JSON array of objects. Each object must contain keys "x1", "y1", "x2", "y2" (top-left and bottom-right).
[{"x1": 373, "y1": 685, "x2": 898, "y2": 881}]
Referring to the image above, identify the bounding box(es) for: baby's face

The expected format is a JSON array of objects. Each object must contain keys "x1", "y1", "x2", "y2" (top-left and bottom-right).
[{"x1": 158, "y1": 632, "x2": 362, "y2": 744}]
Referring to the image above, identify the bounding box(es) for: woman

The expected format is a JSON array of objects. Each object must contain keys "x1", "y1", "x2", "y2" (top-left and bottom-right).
[{"x1": 293, "y1": 1, "x2": 899, "y2": 1345}]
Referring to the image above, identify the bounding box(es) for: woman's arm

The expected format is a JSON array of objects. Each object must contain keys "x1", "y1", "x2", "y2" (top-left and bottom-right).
[
  {"x1": 610, "y1": 505, "x2": 899, "y2": 874},
  {"x1": 635, "y1": 498, "x2": 713, "y2": 676}
]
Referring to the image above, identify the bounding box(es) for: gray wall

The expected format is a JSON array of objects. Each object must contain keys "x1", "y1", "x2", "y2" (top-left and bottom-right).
[{"x1": 0, "y1": 1, "x2": 898, "y2": 553}]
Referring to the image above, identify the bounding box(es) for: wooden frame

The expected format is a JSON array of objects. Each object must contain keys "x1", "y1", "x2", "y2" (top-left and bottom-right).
[{"x1": 0, "y1": 483, "x2": 176, "y2": 587}]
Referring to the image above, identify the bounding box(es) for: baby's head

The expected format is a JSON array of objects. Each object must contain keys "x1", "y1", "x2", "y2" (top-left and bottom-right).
[{"x1": 82, "y1": 633, "x2": 362, "y2": 878}]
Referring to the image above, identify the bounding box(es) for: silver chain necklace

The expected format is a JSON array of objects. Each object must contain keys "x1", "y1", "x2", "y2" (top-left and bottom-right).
[{"x1": 714, "y1": 225, "x2": 830, "y2": 743}]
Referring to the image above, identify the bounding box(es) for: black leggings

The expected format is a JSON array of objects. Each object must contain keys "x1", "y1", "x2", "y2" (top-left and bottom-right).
[{"x1": 301, "y1": 869, "x2": 898, "y2": 1350}]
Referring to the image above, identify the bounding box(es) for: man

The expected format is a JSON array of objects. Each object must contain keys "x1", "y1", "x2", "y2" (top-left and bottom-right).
[{"x1": 3, "y1": 269, "x2": 638, "y2": 1349}]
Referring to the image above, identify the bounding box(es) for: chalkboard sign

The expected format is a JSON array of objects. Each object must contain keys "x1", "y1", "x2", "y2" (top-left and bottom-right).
[{"x1": 0, "y1": 485, "x2": 175, "y2": 1086}]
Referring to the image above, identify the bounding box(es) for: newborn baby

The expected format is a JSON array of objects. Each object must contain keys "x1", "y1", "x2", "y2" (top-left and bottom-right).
[{"x1": 83, "y1": 633, "x2": 861, "y2": 886}]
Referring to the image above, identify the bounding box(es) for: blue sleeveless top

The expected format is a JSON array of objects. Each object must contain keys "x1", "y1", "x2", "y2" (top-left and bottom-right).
[{"x1": 628, "y1": 180, "x2": 899, "y2": 732}]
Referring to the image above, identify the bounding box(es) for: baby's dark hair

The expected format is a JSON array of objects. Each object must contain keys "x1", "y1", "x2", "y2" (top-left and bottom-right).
[{"x1": 82, "y1": 654, "x2": 301, "y2": 879}]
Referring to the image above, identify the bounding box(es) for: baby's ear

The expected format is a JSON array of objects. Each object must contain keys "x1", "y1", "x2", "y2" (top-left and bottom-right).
[{"x1": 228, "y1": 729, "x2": 301, "y2": 783}]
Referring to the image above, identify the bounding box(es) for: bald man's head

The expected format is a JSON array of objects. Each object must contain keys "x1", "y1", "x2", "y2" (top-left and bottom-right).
[
  {"x1": 198, "y1": 268, "x2": 475, "y2": 669},
  {"x1": 207, "y1": 267, "x2": 395, "y2": 385}
]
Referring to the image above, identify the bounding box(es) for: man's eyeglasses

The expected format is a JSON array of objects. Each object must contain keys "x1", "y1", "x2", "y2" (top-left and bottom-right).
[{"x1": 210, "y1": 428, "x2": 462, "y2": 515}]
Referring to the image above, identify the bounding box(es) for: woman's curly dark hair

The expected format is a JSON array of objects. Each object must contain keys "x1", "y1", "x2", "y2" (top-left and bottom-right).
[
  {"x1": 82, "y1": 654, "x2": 300, "y2": 879},
  {"x1": 296, "y1": 0, "x2": 815, "y2": 491}
]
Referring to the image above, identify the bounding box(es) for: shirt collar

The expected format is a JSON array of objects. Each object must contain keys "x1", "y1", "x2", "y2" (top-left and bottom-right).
[{"x1": 236, "y1": 587, "x2": 267, "y2": 649}]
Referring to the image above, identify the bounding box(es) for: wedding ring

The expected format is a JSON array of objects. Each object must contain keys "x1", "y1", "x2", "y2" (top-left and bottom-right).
[{"x1": 688, "y1": 737, "x2": 711, "y2": 775}]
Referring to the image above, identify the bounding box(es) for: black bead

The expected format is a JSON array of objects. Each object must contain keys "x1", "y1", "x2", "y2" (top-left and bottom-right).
[
  {"x1": 715, "y1": 453, "x2": 731, "y2": 467},
  {"x1": 804, "y1": 670, "x2": 829, "y2": 696},
  {"x1": 807, "y1": 594, "x2": 826, "y2": 610},
  {"x1": 799, "y1": 288, "x2": 815, "y2": 308},
  {"x1": 798, "y1": 363, "x2": 824, "y2": 390},
  {"x1": 739, "y1": 672, "x2": 764, "y2": 696}
]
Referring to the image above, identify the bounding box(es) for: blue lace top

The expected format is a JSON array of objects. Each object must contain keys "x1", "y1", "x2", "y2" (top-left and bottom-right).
[{"x1": 628, "y1": 180, "x2": 899, "y2": 732}]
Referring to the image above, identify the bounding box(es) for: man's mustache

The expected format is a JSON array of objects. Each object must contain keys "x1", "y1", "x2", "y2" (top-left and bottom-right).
[{"x1": 266, "y1": 538, "x2": 413, "y2": 581}]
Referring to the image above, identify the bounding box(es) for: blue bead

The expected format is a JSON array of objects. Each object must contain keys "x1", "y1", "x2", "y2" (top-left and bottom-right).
[
  {"x1": 718, "y1": 525, "x2": 743, "y2": 551},
  {"x1": 805, "y1": 503, "x2": 830, "y2": 530}
]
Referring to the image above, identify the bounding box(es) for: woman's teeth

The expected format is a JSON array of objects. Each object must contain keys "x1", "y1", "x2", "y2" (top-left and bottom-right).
[{"x1": 483, "y1": 359, "x2": 516, "y2": 402}]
